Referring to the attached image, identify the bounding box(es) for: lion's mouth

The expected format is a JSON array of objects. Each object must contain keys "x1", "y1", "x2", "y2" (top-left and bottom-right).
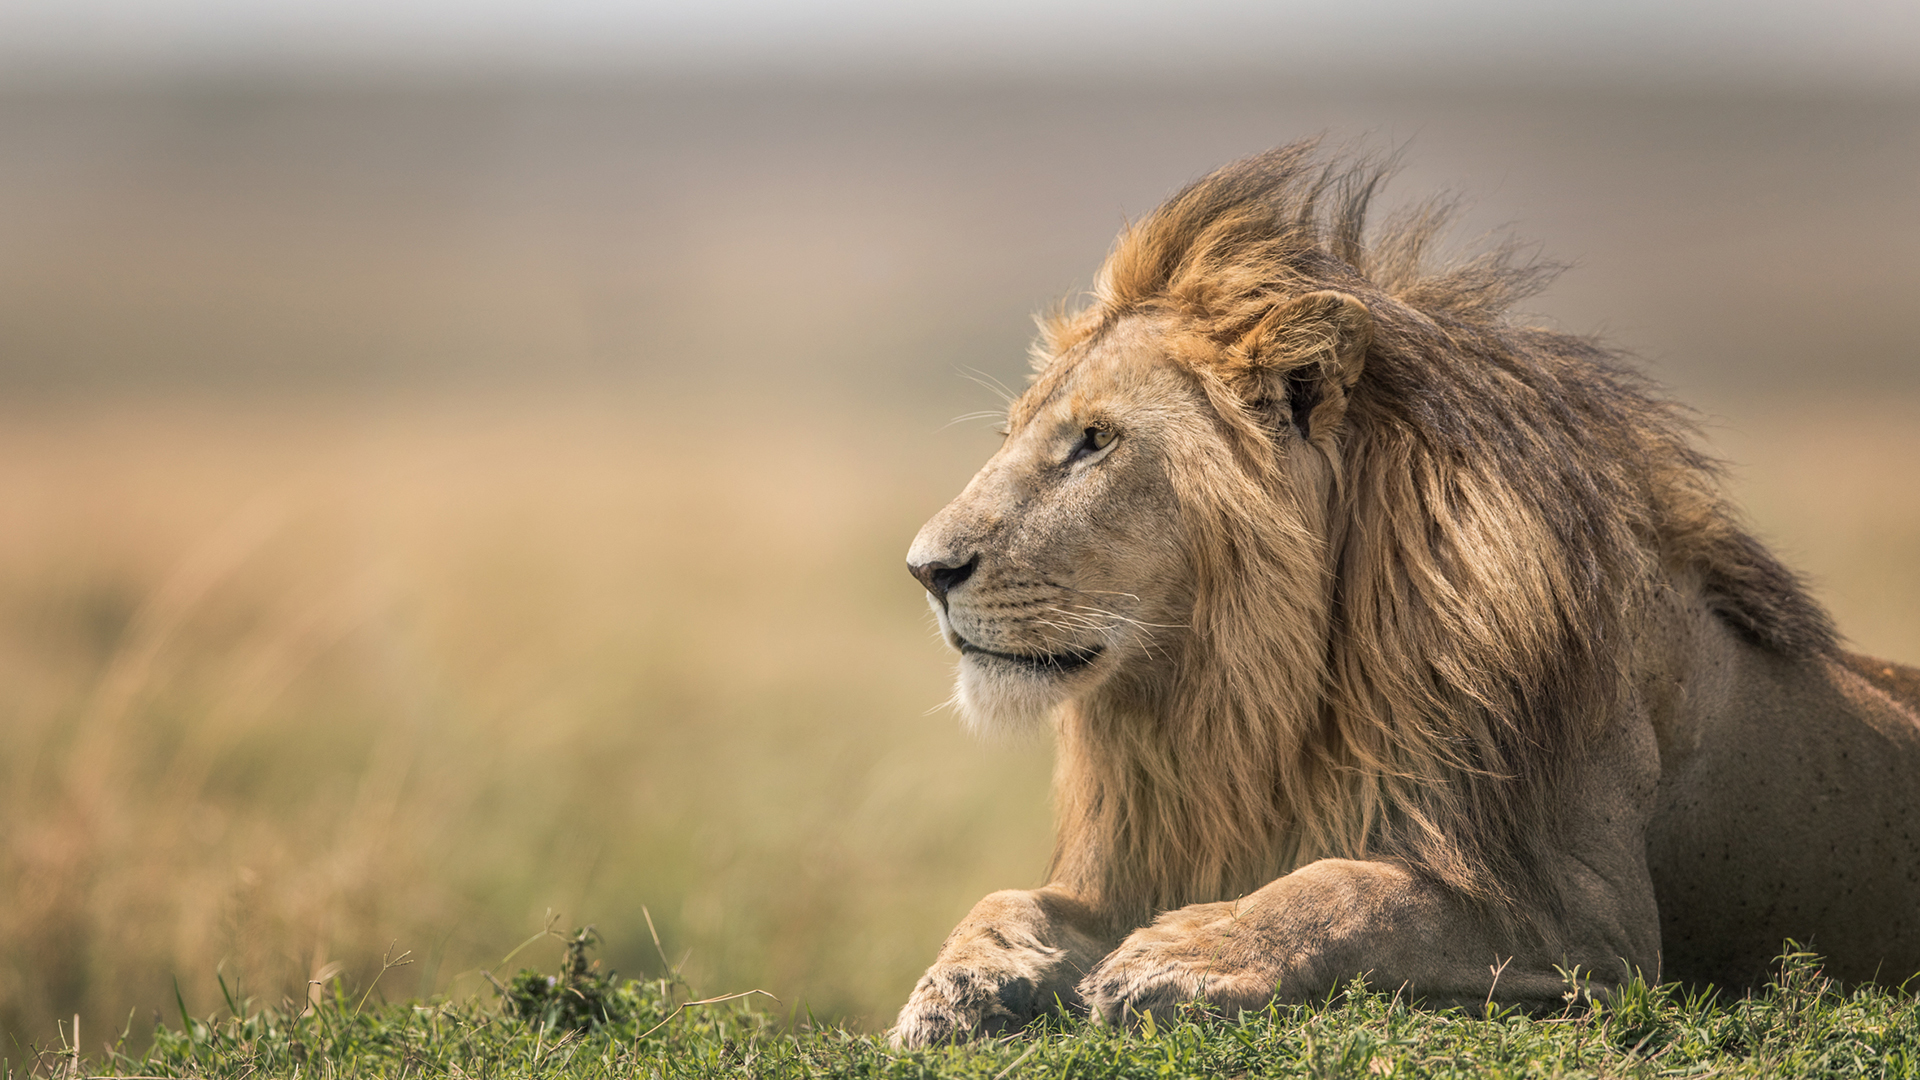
[{"x1": 957, "y1": 638, "x2": 1103, "y2": 675}]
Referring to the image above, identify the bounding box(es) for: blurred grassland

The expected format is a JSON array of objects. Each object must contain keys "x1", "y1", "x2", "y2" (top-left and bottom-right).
[
  {"x1": 0, "y1": 77, "x2": 1915, "y2": 1056},
  {"x1": 0, "y1": 393, "x2": 1055, "y2": 1047}
]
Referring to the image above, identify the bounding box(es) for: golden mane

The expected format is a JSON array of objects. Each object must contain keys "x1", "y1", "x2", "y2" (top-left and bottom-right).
[{"x1": 1038, "y1": 141, "x2": 1836, "y2": 926}]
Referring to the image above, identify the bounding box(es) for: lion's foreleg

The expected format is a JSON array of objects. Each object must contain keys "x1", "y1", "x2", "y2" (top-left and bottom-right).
[
  {"x1": 890, "y1": 886, "x2": 1118, "y2": 1047},
  {"x1": 1078, "y1": 858, "x2": 1645, "y2": 1025}
]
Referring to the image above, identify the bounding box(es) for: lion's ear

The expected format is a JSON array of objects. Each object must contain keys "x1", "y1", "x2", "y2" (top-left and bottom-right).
[{"x1": 1239, "y1": 290, "x2": 1372, "y2": 440}]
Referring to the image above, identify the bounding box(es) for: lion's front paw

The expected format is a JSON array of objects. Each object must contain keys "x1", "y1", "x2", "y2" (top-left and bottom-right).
[
  {"x1": 1078, "y1": 903, "x2": 1274, "y2": 1026},
  {"x1": 889, "y1": 963, "x2": 1063, "y2": 1048}
]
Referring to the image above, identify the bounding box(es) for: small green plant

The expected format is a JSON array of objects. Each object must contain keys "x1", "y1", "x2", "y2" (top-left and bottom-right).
[{"x1": 499, "y1": 926, "x2": 629, "y2": 1032}]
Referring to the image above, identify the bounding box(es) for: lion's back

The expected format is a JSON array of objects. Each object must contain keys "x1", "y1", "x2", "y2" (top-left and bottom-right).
[{"x1": 1837, "y1": 652, "x2": 1920, "y2": 715}]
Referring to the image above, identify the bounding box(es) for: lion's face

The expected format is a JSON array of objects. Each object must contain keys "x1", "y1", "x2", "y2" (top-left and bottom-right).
[{"x1": 909, "y1": 317, "x2": 1204, "y2": 735}]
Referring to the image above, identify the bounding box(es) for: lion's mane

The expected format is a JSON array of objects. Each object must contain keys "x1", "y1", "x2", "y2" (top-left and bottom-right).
[{"x1": 1035, "y1": 141, "x2": 1835, "y2": 927}]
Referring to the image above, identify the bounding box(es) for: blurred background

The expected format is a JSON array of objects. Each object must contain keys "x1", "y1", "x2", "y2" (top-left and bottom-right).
[{"x1": 1, "y1": 0, "x2": 1917, "y2": 1059}]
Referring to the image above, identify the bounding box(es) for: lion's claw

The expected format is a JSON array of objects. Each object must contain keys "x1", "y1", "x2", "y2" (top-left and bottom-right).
[
  {"x1": 1081, "y1": 966, "x2": 1209, "y2": 1025},
  {"x1": 1080, "y1": 948, "x2": 1223, "y2": 1025}
]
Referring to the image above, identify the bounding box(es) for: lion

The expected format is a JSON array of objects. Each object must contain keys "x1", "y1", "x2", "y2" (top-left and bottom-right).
[{"x1": 891, "y1": 140, "x2": 1920, "y2": 1046}]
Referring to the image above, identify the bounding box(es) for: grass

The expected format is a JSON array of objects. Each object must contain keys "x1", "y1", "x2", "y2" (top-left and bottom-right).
[{"x1": 32, "y1": 938, "x2": 1920, "y2": 1079}]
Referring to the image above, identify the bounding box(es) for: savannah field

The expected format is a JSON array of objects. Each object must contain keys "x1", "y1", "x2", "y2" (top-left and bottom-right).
[{"x1": 0, "y1": 75, "x2": 1916, "y2": 1058}]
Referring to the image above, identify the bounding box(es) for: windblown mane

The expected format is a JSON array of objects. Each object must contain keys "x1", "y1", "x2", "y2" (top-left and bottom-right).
[{"x1": 1040, "y1": 141, "x2": 1835, "y2": 928}]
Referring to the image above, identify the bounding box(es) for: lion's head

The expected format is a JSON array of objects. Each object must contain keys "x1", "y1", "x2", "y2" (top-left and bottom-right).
[
  {"x1": 910, "y1": 140, "x2": 1834, "y2": 921},
  {"x1": 909, "y1": 291, "x2": 1366, "y2": 737}
]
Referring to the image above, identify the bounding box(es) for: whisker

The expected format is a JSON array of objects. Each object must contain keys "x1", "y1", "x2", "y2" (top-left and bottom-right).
[
  {"x1": 957, "y1": 366, "x2": 1019, "y2": 408},
  {"x1": 938, "y1": 410, "x2": 1012, "y2": 432},
  {"x1": 1040, "y1": 601, "x2": 1188, "y2": 664},
  {"x1": 1064, "y1": 604, "x2": 1189, "y2": 631},
  {"x1": 1055, "y1": 585, "x2": 1145, "y2": 603}
]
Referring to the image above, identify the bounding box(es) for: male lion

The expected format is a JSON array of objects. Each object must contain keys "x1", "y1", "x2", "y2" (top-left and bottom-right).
[{"x1": 893, "y1": 141, "x2": 1920, "y2": 1046}]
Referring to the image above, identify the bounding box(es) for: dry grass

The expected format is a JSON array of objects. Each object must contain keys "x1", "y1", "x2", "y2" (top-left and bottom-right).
[
  {"x1": 0, "y1": 392, "x2": 1054, "y2": 1052},
  {"x1": 0, "y1": 390, "x2": 1913, "y2": 1058}
]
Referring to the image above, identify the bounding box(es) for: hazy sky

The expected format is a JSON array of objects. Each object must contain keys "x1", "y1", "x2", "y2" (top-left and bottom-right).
[{"x1": 5, "y1": 0, "x2": 1918, "y2": 86}]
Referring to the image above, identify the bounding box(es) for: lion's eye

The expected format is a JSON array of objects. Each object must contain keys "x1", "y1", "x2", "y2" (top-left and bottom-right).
[{"x1": 1069, "y1": 425, "x2": 1117, "y2": 464}]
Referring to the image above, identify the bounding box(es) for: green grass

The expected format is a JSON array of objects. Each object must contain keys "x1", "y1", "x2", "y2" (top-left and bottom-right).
[{"x1": 41, "y1": 941, "x2": 1920, "y2": 1079}]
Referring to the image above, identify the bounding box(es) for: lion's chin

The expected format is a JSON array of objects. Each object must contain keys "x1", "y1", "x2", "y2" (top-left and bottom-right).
[{"x1": 953, "y1": 653, "x2": 1076, "y2": 739}]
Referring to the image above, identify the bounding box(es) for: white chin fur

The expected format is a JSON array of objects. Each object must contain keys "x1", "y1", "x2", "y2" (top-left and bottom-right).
[{"x1": 953, "y1": 654, "x2": 1068, "y2": 738}]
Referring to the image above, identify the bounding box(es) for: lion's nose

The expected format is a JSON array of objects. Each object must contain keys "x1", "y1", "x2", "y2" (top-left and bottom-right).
[{"x1": 909, "y1": 555, "x2": 977, "y2": 602}]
